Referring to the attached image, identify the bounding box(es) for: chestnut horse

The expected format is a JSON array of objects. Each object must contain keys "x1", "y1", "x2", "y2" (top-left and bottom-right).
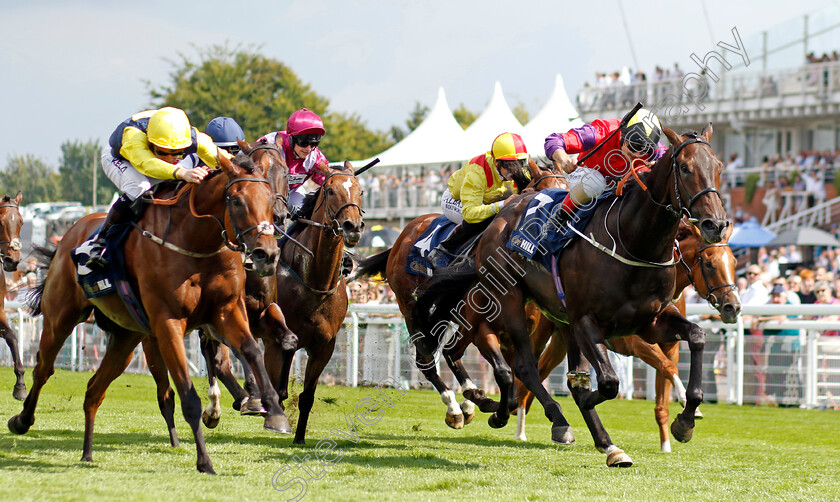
[
  {"x1": 414, "y1": 126, "x2": 728, "y2": 467},
  {"x1": 137, "y1": 141, "x2": 294, "y2": 441},
  {"x1": 201, "y1": 160, "x2": 365, "y2": 444},
  {"x1": 0, "y1": 193, "x2": 25, "y2": 399},
  {"x1": 355, "y1": 160, "x2": 564, "y2": 427},
  {"x1": 514, "y1": 221, "x2": 739, "y2": 452},
  {"x1": 8, "y1": 153, "x2": 285, "y2": 474}
]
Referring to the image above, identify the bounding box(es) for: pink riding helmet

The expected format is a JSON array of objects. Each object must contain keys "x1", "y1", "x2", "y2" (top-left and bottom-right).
[{"x1": 286, "y1": 108, "x2": 326, "y2": 136}]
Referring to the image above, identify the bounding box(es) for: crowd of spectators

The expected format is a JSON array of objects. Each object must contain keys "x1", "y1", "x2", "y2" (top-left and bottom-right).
[
  {"x1": 5, "y1": 258, "x2": 39, "y2": 303},
  {"x1": 357, "y1": 168, "x2": 453, "y2": 209}
]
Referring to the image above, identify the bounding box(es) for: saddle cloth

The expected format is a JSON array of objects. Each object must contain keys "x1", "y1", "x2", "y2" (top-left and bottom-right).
[
  {"x1": 406, "y1": 215, "x2": 458, "y2": 277},
  {"x1": 72, "y1": 222, "x2": 152, "y2": 334},
  {"x1": 505, "y1": 188, "x2": 610, "y2": 271}
]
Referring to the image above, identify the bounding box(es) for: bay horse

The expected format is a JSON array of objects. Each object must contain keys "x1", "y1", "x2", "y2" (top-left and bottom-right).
[
  {"x1": 136, "y1": 140, "x2": 294, "y2": 441},
  {"x1": 355, "y1": 160, "x2": 565, "y2": 427},
  {"x1": 8, "y1": 153, "x2": 285, "y2": 474},
  {"x1": 200, "y1": 160, "x2": 365, "y2": 445},
  {"x1": 0, "y1": 193, "x2": 25, "y2": 399},
  {"x1": 514, "y1": 220, "x2": 739, "y2": 452},
  {"x1": 414, "y1": 125, "x2": 728, "y2": 466}
]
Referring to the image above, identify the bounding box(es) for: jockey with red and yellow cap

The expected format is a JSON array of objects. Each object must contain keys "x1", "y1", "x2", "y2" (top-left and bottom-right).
[{"x1": 428, "y1": 132, "x2": 531, "y2": 263}]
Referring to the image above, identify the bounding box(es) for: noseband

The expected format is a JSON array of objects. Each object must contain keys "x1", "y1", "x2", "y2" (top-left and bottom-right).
[
  {"x1": 248, "y1": 144, "x2": 289, "y2": 211},
  {"x1": 676, "y1": 240, "x2": 737, "y2": 310}
]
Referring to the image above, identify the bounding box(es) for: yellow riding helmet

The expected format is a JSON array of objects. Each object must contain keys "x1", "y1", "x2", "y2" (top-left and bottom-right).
[
  {"x1": 621, "y1": 108, "x2": 662, "y2": 154},
  {"x1": 491, "y1": 132, "x2": 528, "y2": 161},
  {"x1": 147, "y1": 107, "x2": 192, "y2": 150}
]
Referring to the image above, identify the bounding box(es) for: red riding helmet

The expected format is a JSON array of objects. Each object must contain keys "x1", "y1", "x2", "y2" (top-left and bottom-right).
[{"x1": 286, "y1": 108, "x2": 326, "y2": 136}]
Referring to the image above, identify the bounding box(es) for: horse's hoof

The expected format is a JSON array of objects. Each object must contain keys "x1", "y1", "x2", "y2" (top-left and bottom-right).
[
  {"x1": 671, "y1": 415, "x2": 694, "y2": 443},
  {"x1": 242, "y1": 398, "x2": 267, "y2": 416},
  {"x1": 488, "y1": 413, "x2": 508, "y2": 429},
  {"x1": 694, "y1": 407, "x2": 704, "y2": 420},
  {"x1": 8, "y1": 414, "x2": 31, "y2": 435},
  {"x1": 202, "y1": 411, "x2": 220, "y2": 429},
  {"x1": 264, "y1": 414, "x2": 292, "y2": 434},
  {"x1": 197, "y1": 461, "x2": 216, "y2": 474},
  {"x1": 463, "y1": 388, "x2": 485, "y2": 402},
  {"x1": 460, "y1": 400, "x2": 475, "y2": 425},
  {"x1": 606, "y1": 449, "x2": 633, "y2": 467},
  {"x1": 551, "y1": 425, "x2": 575, "y2": 444},
  {"x1": 12, "y1": 384, "x2": 27, "y2": 401},
  {"x1": 445, "y1": 413, "x2": 464, "y2": 429}
]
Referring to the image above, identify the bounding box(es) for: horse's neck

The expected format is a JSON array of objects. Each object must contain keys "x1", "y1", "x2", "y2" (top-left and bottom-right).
[
  {"x1": 617, "y1": 154, "x2": 680, "y2": 261},
  {"x1": 674, "y1": 240, "x2": 698, "y2": 293},
  {"x1": 162, "y1": 177, "x2": 228, "y2": 252},
  {"x1": 299, "y1": 195, "x2": 343, "y2": 290}
]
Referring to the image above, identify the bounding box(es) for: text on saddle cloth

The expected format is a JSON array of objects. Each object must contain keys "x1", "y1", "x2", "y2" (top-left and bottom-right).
[
  {"x1": 506, "y1": 188, "x2": 609, "y2": 271},
  {"x1": 72, "y1": 222, "x2": 152, "y2": 334}
]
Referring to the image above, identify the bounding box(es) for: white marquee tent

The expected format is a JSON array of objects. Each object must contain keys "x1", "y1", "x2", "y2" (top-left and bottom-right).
[
  {"x1": 461, "y1": 81, "x2": 525, "y2": 156},
  {"x1": 522, "y1": 74, "x2": 584, "y2": 161}
]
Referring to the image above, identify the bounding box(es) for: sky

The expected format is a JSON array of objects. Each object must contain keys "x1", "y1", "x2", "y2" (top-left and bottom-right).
[{"x1": 0, "y1": 0, "x2": 835, "y2": 169}]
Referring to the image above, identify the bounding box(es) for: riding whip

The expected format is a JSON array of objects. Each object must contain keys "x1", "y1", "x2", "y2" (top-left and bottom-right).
[
  {"x1": 353, "y1": 158, "x2": 380, "y2": 176},
  {"x1": 575, "y1": 101, "x2": 644, "y2": 166}
]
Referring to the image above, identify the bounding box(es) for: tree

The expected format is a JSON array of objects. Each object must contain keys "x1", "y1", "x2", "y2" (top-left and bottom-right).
[
  {"x1": 0, "y1": 155, "x2": 62, "y2": 203},
  {"x1": 512, "y1": 102, "x2": 530, "y2": 125},
  {"x1": 148, "y1": 44, "x2": 392, "y2": 161},
  {"x1": 453, "y1": 104, "x2": 477, "y2": 129},
  {"x1": 58, "y1": 140, "x2": 114, "y2": 205}
]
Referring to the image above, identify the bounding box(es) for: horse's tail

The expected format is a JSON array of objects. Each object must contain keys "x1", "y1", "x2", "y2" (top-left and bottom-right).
[
  {"x1": 412, "y1": 264, "x2": 478, "y2": 339},
  {"x1": 355, "y1": 248, "x2": 391, "y2": 281},
  {"x1": 26, "y1": 245, "x2": 56, "y2": 316}
]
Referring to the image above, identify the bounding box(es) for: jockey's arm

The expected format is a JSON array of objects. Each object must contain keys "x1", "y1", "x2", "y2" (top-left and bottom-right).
[{"x1": 459, "y1": 169, "x2": 506, "y2": 224}]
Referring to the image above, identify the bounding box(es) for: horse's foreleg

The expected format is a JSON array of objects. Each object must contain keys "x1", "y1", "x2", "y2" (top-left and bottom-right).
[
  {"x1": 9, "y1": 305, "x2": 84, "y2": 435},
  {"x1": 637, "y1": 305, "x2": 704, "y2": 443},
  {"x1": 564, "y1": 335, "x2": 632, "y2": 467},
  {"x1": 263, "y1": 338, "x2": 294, "y2": 413},
  {"x1": 154, "y1": 319, "x2": 214, "y2": 474},
  {"x1": 415, "y1": 352, "x2": 465, "y2": 430},
  {"x1": 82, "y1": 331, "x2": 145, "y2": 462},
  {"x1": 294, "y1": 337, "x2": 337, "y2": 445},
  {"x1": 196, "y1": 330, "x2": 222, "y2": 429},
  {"x1": 515, "y1": 326, "x2": 570, "y2": 441},
  {"x1": 142, "y1": 336, "x2": 179, "y2": 446},
  {"x1": 472, "y1": 322, "x2": 514, "y2": 430},
  {"x1": 572, "y1": 315, "x2": 619, "y2": 408},
  {"x1": 0, "y1": 317, "x2": 26, "y2": 400},
  {"x1": 501, "y1": 297, "x2": 573, "y2": 444}
]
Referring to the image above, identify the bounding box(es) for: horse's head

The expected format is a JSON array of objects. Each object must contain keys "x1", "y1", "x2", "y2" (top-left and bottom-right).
[
  {"x1": 316, "y1": 161, "x2": 365, "y2": 247},
  {"x1": 662, "y1": 124, "x2": 729, "y2": 244},
  {"x1": 678, "y1": 221, "x2": 741, "y2": 323},
  {"x1": 218, "y1": 153, "x2": 278, "y2": 277},
  {"x1": 0, "y1": 192, "x2": 23, "y2": 272},
  {"x1": 526, "y1": 158, "x2": 567, "y2": 191},
  {"x1": 239, "y1": 140, "x2": 290, "y2": 231}
]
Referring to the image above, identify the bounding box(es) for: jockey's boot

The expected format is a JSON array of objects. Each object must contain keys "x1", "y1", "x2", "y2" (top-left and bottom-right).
[
  {"x1": 427, "y1": 222, "x2": 476, "y2": 266},
  {"x1": 86, "y1": 193, "x2": 135, "y2": 270}
]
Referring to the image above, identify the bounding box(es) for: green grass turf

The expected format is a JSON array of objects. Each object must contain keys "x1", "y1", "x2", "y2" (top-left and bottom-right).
[{"x1": 0, "y1": 367, "x2": 837, "y2": 501}]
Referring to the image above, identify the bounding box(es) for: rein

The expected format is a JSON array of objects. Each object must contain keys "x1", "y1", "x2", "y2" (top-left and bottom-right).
[
  {"x1": 675, "y1": 239, "x2": 737, "y2": 309},
  {"x1": 134, "y1": 173, "x2": 274, "y2": 258},
  {"x1": 572, "y1": 135, "x2": 721, "y2": 269}
]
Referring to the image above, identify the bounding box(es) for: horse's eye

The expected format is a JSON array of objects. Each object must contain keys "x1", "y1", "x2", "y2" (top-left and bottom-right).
[
  {"x1": 680, "y1": 163, "x2": 690, "y2": 174},
  {"x1": 231, "y1": 197, "x2": 244, "y2": 207},
  {"x1": 327, "y1": 188, "x2": 335, "y2": 196}
]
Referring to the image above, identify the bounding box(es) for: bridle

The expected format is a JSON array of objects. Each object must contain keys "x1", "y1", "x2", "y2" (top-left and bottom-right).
[
  {"x1": 247, "y1": 143, "x2": 289, "y2": 213},
  {"x1": 0, "y1": 203, "x2": 21, "y2": 262},
  {"x1": 296, "y1": 170, "x2": 362, "y2": 237},
  {"x1": 676, "y1": 239, "x2": 738, "y2": 310}
]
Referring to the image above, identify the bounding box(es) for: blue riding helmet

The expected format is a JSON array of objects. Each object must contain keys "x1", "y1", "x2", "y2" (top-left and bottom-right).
[{"x1": 205, "y1": 117, "x2": 245, "y2": 147}]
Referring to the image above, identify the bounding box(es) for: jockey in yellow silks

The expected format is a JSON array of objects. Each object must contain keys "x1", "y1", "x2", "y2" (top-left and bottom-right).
[{"x1": 427, "y1": 132, "x2": 531, "y2": 263}]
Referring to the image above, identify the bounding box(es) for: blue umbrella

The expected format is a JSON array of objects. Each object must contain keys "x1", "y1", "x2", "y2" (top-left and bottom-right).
[{"x1": 728, "y1": 217, "x2": 776, "y2": 248}]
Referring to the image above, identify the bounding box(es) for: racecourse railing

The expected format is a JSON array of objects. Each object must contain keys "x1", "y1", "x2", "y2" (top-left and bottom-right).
[{"x1": 1, "y1": 302, "x2": 839, "y2": 410}]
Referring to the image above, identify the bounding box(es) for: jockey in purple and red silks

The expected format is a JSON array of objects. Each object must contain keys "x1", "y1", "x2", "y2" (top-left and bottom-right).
[
  {"x1": 257, "y1": 108, "x2": 328, "y2": 214},
  {"x1": 544, "y1": 107, "x2": 666, "y2": 227}
]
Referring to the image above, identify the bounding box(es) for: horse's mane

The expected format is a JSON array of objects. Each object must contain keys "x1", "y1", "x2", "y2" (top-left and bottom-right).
[
  {"x1": 297, "y1": 188, "x2": 320, "y2": 220},
  {"x1": 231, "y1": 152, "x2": 256, "y2": 174}
]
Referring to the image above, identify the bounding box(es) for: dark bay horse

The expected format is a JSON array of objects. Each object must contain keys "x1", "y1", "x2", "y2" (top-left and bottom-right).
[
  {"x1": 201, "y1": 160, "x2": 364, "y2": 444},
  {"x1": 414, "y1": 125, "x2": 728, "y2": 466},
  {"x1": 0, "y1": 193, "x2": 25, "y2": 399},
  {"x1": 8, "y1": 153, "x2": 285, "y2": 474},
  {"x1": 514, "y1": 221, "x2": 740, "y2": 452},
  {"x1": 355, "y1": 160, "x2": 564, "y2": 427}
]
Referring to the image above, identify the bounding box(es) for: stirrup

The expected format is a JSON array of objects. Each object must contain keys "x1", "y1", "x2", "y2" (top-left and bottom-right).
[{"x1": 86, "y1": 241, "x2": 108, "y2": 268}]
